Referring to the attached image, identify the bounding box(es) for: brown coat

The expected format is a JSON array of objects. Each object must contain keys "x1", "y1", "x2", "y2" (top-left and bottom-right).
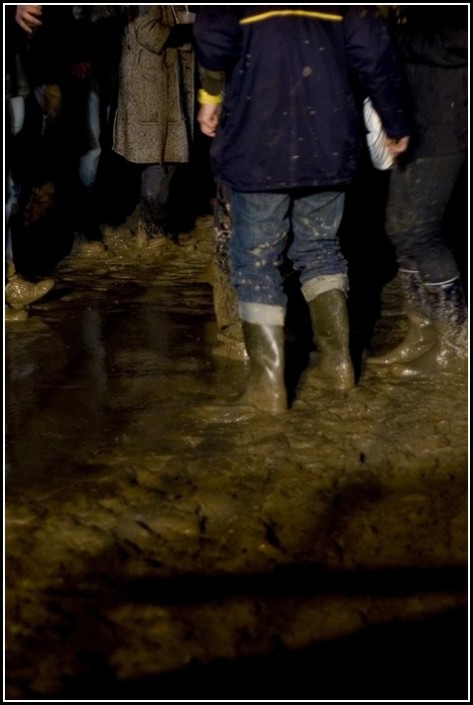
[{"x1": 113, "y1": 5, "x2": 194, "y2": 164}]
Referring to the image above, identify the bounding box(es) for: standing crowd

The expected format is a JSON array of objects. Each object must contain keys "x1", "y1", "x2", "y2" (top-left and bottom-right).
[{"x1": 5, "y1": 5, "x2": 468, "y2": 411}]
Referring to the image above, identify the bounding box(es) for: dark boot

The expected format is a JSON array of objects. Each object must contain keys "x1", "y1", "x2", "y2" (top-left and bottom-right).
[
  {"x1": 306, "y1": 289, "x2": 355, "y2": 390},
  {"x1": 141, "y1": 200, "x2": 167, "y2": 239},
  {"x1": 392, "y1": 278, "x2": 467, "y2": 377},
  {"x1": 239, "y1": 322, "x2": 287, "y2": 413},
  {"x1": 367, "y1": 269, "x2": 436, "y2": 366}
]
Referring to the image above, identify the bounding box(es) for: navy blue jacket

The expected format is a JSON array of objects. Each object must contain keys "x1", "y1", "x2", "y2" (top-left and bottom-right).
[{"x1": 194, "y1": 5, "x2": 410, "y2": 192}]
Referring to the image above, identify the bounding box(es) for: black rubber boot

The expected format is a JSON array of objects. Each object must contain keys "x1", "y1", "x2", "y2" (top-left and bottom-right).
[
  {"x1": 306, "y1": 289, "x2": 355, "y2": 391},
  {"x1": 239, "y1": 322, "x2": 288, "y2": 413}
]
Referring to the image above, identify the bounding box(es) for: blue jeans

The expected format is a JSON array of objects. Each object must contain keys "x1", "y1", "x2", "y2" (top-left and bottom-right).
[
  {"x1": 386, "y1": 154, "x2": 465, "y2": 285},
  {"x1": 78, "y1": 87, "x2": 101, "y2": 192},
  {"x1": 6, "y1": 97, "x2": 29, "y2": 265},
  {"x1": 231, "y1": 189, "x2": 347, "y2": 324}
]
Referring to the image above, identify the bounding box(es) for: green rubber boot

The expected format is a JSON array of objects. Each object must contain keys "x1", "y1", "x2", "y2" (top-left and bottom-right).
[
  {"x1": 239, "y1": 322, "x2": 288, "y2": 413},
  {"x1": 392, "y1": 278, "x2": 467, "y2": 377},
  {"x1": 306, "y1": 289, "x2": 355, "y2": 391}
]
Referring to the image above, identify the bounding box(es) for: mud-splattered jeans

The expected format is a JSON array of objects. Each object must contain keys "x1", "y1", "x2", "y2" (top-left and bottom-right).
[
  {"x1": 231, "y1": 189, "x2": 348, "y2": 324},
  {"x1": 386, "y1": 154, "x2": 465, "y2": 285}
]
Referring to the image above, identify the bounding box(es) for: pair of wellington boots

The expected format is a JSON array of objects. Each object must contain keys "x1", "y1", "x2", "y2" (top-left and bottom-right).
[{"x1": 238, "y1": 289, "x2": 355, "y2": 413}]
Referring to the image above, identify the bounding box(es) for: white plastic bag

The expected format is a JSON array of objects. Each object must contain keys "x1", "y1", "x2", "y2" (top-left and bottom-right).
[{"x1": 363, "y1": 98, "x2": 394, "y2": 171}]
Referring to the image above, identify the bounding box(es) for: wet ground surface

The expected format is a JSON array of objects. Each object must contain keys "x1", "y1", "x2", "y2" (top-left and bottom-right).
[{"x1": 5, "y1": 216, "x2": 469, "y2": 700}]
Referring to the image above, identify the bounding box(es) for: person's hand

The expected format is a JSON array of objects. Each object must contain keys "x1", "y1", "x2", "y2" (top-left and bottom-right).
[
  {"x1": 198, "y1": 103, "x2": 221, "y2": 137},
  {"x1": 386, "y1": 135, "x2": 410, "y2": 157},
  {"x1": 15, "y1": 5, "x2": 43, "y2": 36}
]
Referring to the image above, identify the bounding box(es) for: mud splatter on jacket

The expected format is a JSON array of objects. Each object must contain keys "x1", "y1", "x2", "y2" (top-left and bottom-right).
[{"x1": 194, "y1": 5, "x2": 410, "y2": 192}]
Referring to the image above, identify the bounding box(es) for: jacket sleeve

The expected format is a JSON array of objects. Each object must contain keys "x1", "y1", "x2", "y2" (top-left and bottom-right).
[
  {"x1": 193, "y1": 6, "x2": 242, "y2": 71},
  {"x1": 133, "y1": 6, "x2": 173, "y2": 56},
  {"x1": 343, "y1": 6, "x2": 410, "y2": 140}
]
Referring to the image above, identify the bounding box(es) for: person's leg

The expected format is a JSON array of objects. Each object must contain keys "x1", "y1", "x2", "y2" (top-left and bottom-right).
[
  {"x1": 372, "y1": 155, "x2": 466, "y2": 373},
  {"x1": 367, "y1": 159, "x2": 437, "y2": 364},
  {"x1": 231, "y1": 190, "x2": 290, "y2": 325},
  {"x1": 5, "y1": 95, "x2": 55, "y2": 315},
  {"x1": 71, "y1": 84, "x2": 105, "y2": 242},
  {"x1": 210, "y1": 182, "x2": 247, "y2": 359},
  {"x1": 230, "y1": 190, "x2": 291, "y2": 411},
  {"x1": 140, "y1": 163, "x2": 177, "y2": 238},
  {"x1": 398, "y1": 156, "x2": 467, "y2": 370},
  {"x1": 5, "y1": 97, "x2": 26, "y2": 273},
  {"x1": 289, "y1": 190, "x2": 354, "y2": 390},
  {"x1": 78, "y1": 86, "x2": 101, "y2": 192},
  {"x1": 291, "y1": 190, "x2": 347, "y2": 297},
  {"x1": 391, "y1": 155, "x2": 465, "y2": 288}
]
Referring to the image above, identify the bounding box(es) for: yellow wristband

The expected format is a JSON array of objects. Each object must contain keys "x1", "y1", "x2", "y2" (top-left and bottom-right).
[{"x1": 198, "y1": 88, "x2": 223, "y2": 105}]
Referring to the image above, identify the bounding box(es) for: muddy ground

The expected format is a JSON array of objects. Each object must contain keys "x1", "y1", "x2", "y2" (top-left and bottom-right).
[{"x1": 4, "y1": 211, "x2": 468, "y2": 701}]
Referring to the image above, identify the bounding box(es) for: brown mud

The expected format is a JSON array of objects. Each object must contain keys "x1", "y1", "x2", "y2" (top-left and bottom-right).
[{"x1": 5, "y1": 215, "x2": 468, "y2": 700}]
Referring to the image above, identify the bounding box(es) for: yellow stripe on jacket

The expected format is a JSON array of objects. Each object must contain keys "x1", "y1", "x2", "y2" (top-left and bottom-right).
[{"x1": 240, "y1": 10, "x2": 343, "y2": 25}]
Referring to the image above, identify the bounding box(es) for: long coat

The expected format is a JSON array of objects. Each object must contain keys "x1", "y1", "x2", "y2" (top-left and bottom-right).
[{"x1": 113, "y1": 5, "x2": 194, "y2": 165}]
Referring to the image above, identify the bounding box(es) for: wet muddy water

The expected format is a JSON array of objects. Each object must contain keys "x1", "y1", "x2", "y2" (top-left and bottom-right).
[{"x1": 5, "y1": 217, "x2": 468, "y2": 700}]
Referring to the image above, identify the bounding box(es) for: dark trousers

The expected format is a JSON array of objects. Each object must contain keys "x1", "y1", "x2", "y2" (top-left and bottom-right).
[{"x1": 385, "y1": 153, "x2": 465, "y2": 284}]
